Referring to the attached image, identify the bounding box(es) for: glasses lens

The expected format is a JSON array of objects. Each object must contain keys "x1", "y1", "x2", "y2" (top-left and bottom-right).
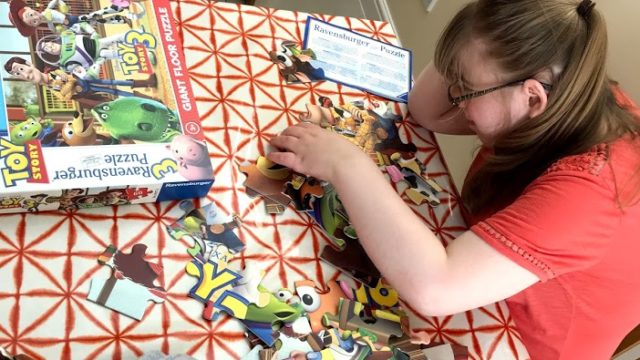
[{"x1": 449, "y1": 83, "x2": 465, "y2": 98}]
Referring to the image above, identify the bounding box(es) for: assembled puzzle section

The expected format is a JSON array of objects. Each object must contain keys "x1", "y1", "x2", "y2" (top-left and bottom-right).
[
  {"x1": 239, "y1": 95, "x2": 448, "y2": 286},
  {"x1": 166, "y1": 202, "x2": 469, "y2": 359},
  {"x1": 0, "y1": 0, "x2": 214, "y2": 214}
]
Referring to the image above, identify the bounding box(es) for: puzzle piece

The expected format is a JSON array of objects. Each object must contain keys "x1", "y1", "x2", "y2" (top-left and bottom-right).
[
  {"x1": 299, "y1": 102, "x2": 338, "y2": 128},
  {"x1": 269, "y1": 40, "x2": 325, "y2": 84},
  {"x1": 284, "y1": 175, "x2": 324, "y2": 211},
  {"x1": 229, "y1": 266, "x2": 270, "y2": 307},
  {"x1": 168, "y1": 202, "x2": 245, "y2": 261},
  {"x1": 185, "y1": 259, "x2": 242, "y2": 320},
  {"x1": 87, "y1": 275, "x2": 165, "y2": 320},
  {"x1": 321, "y1": 299, "x2": 403, "y2": 344},
  {"x1": 239, "y1": 156, "x2": 294, "y2": 214},
  {"x1": 300, "y1": 98, "x2": 416, "y2": 159},
  {"x1": 240, "y1": 159, "x2": 353, "y2": 248},
  {"x1": 89, "y1": 243, "x2": 166, "y2": 320},
  {"x1": 273, "y1": 333, "x2": 314, "y2": 360},
  {"x1": 292, "y1": 280, "x2": 343, "y2": 333},
  {"x1": 98, "y1": 244, "x2": 165, "y2": 292},
  {"x1": 273, "y1": 289, "x2": 313, "y2": 336},
  {"x1": 306, "y1": 328, "x2": 373, "y2": 360},
  {"x1": 320, "y1": 242, "x2": 381, "y2": 287},
  {"x1": 388, "y1": 153, "x2": 443, "y2": 207},
  {"x1": 201, "y1": 213, "x2": 245, "y2": 253},
  {"x1": 338, "y1": 278, "x2": 399, "y2": 309},
  {"x1": 214, "y1": 286, "x2": 301, "y2": 325},
  {"x1": 392, "y1": 342, "x2": 469, "y2": 360},
  {"x1": 311, "y1": 185, "x2": 356, "y2": 249},
  {"x1": 214, "y1": 285, "x2": 302, "y2": 346}
]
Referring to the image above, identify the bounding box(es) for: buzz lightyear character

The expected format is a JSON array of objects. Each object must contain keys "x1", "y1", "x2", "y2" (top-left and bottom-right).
[
  {"x1": 41, "y1": 0, "x2": 132, "y2": 33},
  {"x1": 35, "y1": 23, "x2": 131, "y2": 79}
]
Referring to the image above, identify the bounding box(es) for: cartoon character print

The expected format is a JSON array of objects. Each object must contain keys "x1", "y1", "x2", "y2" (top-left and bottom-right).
[
  {"x1": 269, "y1": 40, "x2": 325, "y2": 83},
  {"x1": 60, "y1": 111, "x2": 118, "y2": 146},
  {"x1": 10, "y1": 117, "x2": 59, "y2": 147},
  {"x1": 91, "y1": 97, "x2": 181, "y2": 143},
  {"x1": 167, "y1": 134, "x2": 213, "y2": 180}
]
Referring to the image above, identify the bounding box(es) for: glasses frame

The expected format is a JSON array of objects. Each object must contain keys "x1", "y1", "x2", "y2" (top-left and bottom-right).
[{"x1": 448, "y1": 78, "x2": 552, "y2": 106}]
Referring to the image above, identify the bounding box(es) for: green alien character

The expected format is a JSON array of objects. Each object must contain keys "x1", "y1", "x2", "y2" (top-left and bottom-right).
[
  {"x1": 91, "y1": 97, "x2": 181, "y2": 142},
  {"x1": 242, "y1": 285, "x2": 301, "y2": 324},
  {"x1": 10, "y1": 117, "x2": 58, "y2": 146}
]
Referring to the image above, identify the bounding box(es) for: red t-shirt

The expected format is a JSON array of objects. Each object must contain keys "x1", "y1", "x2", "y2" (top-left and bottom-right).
[
  {"x1": 461, "y1": 88, "x2": 640, "y2": 359},
  {"x1": 464, "y1": 120, "x2": 640, "y2": 360},
  {"x1": 469, "y1": 136, "x2": 640, "y2": 359}
]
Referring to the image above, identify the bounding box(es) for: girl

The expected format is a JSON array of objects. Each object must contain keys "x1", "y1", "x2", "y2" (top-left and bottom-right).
[{"x1": 268, "y1": 0, "x2": 640, "y2": 359}]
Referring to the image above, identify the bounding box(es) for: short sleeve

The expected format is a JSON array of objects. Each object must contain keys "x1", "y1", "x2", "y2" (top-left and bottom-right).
[{"x1": 471, "y1": 160, "x2": 621, "y2": 281}]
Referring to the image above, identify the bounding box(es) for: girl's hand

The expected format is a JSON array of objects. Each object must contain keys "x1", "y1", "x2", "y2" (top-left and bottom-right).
[{"x1": 268, "y1": 122, "x2": 368, "y2": 182}]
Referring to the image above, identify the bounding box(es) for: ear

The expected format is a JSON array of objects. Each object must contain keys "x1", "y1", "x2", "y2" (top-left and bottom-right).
[{"x1": 523, "y1": 79, "x2": 549, "y2": 118}]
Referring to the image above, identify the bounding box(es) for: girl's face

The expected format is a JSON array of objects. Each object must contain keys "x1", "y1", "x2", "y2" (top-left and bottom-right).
[{"x1": 455, "y1": 39, "x2": 532, "y2": 146}]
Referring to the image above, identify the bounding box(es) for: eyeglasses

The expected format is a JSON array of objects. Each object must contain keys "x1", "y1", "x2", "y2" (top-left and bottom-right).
[{"x1": 448, "y1": 78, "x2": 552, "y2": 106}]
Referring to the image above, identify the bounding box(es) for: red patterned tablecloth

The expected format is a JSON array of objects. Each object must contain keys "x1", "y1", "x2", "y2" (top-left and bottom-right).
[{"x1": 0, "y1": 2, "x2": 531, "y2": 359}]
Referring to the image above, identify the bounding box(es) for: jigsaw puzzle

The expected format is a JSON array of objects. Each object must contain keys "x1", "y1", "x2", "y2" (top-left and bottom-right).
[
  {"x1": 385, "y1": 153, "x2": 443, "y2": 207},
  {"x1": 167, "y1": 201, "x2": 245, "y2": 262},
  {"x1": 239, "y1": 96, "x2": 443, "y2": 275},
  {"x1": 269, "y1": 40, "x2": 325, "y2": 84},
  {"x1": 87, "y1": 244, "x2": 166, "y2": 320},
  {"x1": 321, "y1": 298, "x2": 404, "y2": 345},
  {"x1": 0, "y1": 0, "x2": 214, "y2": 215}
]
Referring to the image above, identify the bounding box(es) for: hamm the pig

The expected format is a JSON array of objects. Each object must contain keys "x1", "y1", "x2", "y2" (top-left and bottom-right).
[{"x1": 168, "y1": 135, "x2": 214, "y2": 181}]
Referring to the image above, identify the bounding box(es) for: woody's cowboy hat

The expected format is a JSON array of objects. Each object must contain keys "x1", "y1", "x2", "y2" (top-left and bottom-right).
[{"x1": 8, "y1": 0, "x2": 36, "y2": 37}]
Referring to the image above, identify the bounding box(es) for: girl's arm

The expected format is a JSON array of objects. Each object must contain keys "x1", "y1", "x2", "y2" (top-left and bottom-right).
[
  {"x1": 408, "y1": 62, "x2": 474, "y2": 135},
  {"x1": 328, "y1": 150, "x2": 538, "y2": 315},
  {"x1": 268, "y1": 124, "x2": 538, "y2": 316}
]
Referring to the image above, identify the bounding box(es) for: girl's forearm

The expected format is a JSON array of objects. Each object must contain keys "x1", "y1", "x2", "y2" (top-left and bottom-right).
[
  {"x1": 408, "y1": 62, "x2": 472, "y2": 134},
  {"x1": 329, "y1": 152, "x2": 448, "y2": 311}
]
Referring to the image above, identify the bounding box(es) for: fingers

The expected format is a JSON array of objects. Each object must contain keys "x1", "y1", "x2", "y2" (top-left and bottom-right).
[
  {"x1": 270, "y1": 122, "x2": 319, "y2": 149},
  {"x1": 269, "y1": 134, "x2": 299, "y2": 152},
  {"x1": 267, "y1": 151, "x2": 298, "y2": 170},
  {"x1": 267, "y1": 122, "x2": 321, "y2": 173},
  {"x1": 280, "y1": 121, "x2": 317, "y2": 138}
]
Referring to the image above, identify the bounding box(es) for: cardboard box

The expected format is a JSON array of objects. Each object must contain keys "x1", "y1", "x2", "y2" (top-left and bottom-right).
[{"x1": 0, "y1": 0, "x2": 213, "y2": 213}]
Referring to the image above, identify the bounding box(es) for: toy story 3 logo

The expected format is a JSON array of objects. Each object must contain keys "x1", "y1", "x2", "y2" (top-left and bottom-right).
[
  {"x1": 0, "y1": 196, "x2": 23, "y2": 210},
  {"x1": 0, "y1": 138, "x2": 48, "y2": 187},
  {"x1": 118, "y1": 27, "x2": 158, "y2": 75}
]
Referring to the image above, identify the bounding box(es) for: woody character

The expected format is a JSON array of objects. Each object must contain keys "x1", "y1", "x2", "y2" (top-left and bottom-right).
[
  {"x1": 7, "y1": 0, "x2": 129, "y2": 37},
  {"x1": 4, "y1": 57, "x2": 157, "y2": 106},
  {"x1": 21, "y1": 193, "x2": 49, "y2": 212}
]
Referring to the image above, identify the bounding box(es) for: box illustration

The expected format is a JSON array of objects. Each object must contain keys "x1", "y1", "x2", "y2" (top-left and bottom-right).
[{"x1": 0, "y1": 0, "x2": 214, "y2": 213}]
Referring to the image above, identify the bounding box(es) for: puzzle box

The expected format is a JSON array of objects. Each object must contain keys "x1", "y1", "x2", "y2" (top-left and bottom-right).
[{"x1": 0, "y1": 0, "x2": 213, "y2": 213}]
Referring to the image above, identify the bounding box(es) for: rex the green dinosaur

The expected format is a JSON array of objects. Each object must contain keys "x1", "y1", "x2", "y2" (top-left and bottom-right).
[{"x1": 91, "y1": 97, "x2": 181, "y2": 142}]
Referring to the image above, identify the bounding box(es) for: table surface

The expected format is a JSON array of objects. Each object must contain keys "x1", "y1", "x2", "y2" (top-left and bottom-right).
[{"x1": 0, "y1": 2, "x2": 530, "y2": 359}]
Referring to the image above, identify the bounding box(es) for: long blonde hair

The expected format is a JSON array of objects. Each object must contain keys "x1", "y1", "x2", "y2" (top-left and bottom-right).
[{"x1": 434, "y1": 0, "x2": 640, "y2": 215}]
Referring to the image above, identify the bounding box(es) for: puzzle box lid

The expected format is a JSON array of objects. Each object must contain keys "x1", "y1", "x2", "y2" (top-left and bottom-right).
[{"x1": 0, "y1": 0, "x2": 213, "y2": 213}]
